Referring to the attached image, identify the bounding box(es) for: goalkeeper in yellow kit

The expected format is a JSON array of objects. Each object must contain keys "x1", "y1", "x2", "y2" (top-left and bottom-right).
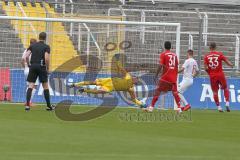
[{"x1": 68, "y1": 54, "x2": 146, "y2": 108}]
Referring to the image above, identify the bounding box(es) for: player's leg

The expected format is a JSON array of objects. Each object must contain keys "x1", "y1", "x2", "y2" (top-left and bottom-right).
[
  {"x1": 31, "y1": 78, "x2": 39, "y2": 102},
  {"x1": 24, "y1": 67, "x2": 32, "y2": 106},
  {"x1": 39, "y1": 67, "x2": 53, "y2": 111},
  {"x1": 41, "y1": 82, "x2": 53, "y2": 110},
  {"x1": 75, "y1": 78, "x2": 112, "y2": 94},
  {"x1": 150, "y1": 88, "x2": 161, "y2": 108},
  {"x1": 81, "y1": 86, "x2": 110, "y2": 94},
  {"x1": 220, "y1": 77, "x2": 230, "y2": 112},
  {"x1": 128, "y1": 88, "x2": 146, "y2": 108},
  {"x1": 178, "y1": 79, "x2": 193, "y2": 109},
  {"x1": 26, "y1": 66, "x2": 38, "y2": 111},
  {"x1": 178, "y1": 80, "x2": 188, "y2": 106},
  {"x1": 26, "y1": 82, "x2": 35, "y2": 111},
  {"x1": 83, "y1": 78, "x2": 113, "y2": 93},
  {"x1": 30, "y1": 87, "x2": 37, "y2": 103},
  {"x1": 70, "y1": 81, "x2": 96, "y2": 87},
  {"x1": 210, "y1": 78, "x2": 223, "y2": 112},
  {"x1": 148, "y1": 81, "x2": 166, "y2": 112},
  {"x1": 171, "y1": 83, "x2": 184, "y2": 112},
  {"x1": 68, "y1": 78, "x2": 108, "y2": 88}
]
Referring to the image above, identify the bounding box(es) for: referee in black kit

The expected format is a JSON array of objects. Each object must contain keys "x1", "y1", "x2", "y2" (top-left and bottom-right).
[{"x1": 24, "y1": 32, "x2": 54, "y2": 111}]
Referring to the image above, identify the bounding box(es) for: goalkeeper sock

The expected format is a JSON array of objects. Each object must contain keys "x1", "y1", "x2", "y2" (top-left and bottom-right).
[
  {"x1": 26, "y1": 88, "x2": 33, "y2": 106},
  {"x1": 44, "y1": 89, "x2": 51, "y2": 108}
]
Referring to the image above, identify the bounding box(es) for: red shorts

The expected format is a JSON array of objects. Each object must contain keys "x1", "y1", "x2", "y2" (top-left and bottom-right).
[
  {"x1": 157, "y1": 80, "x2": 177, "y2": 92},
  {"x1": 210, "y1": 75, "x2": 227, "y2": 92}
]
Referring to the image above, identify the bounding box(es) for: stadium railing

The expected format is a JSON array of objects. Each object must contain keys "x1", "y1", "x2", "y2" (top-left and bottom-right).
[{"x1": 2, "y1": 1, "x2": 239, "y2": 74}]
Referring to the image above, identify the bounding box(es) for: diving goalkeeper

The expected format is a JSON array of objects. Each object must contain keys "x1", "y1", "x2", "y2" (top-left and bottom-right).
[{"x1": 68, "y1": 54, "x2": 146, "y2": 108}]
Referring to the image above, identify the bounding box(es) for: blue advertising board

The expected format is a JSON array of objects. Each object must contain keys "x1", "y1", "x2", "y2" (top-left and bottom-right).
[{"x1": 10, "y1": 69, "x2": 240, "y2": 110}]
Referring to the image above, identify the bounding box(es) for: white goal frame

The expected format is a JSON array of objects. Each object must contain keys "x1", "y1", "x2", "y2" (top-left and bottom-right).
[
  {"x1": 0, "y1": 16, "x2": 181, "y2": 58},
  {"x1": 0, "y1": 16, "x2": 181, "y2": 109}
]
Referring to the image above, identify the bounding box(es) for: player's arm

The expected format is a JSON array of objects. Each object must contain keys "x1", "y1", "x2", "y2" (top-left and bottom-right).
[
  {"x1": 45, "y1": 46, "x2": 51, "y2": 73},
  {"x1": 178, "y1": 62, "x2": 186, "y2": 74},
  {"x1": 178, "y1": 59, "x2": 188, "y2": 73},
  {"x1": 128, "y1": 88, "x2": 146, "y2": 108},
  {"x1": 223, "y1": 56, "x2": 234, "y2": 68},
  {"x1": 192, "y1": 67, "x2": 200, "y2": 78},
  {"x1": 225, "y1": 59, "x2": 234, "y2": 68},
  {"x1": 21, "y1": 50, "x2": 25, "y2": 68},
  {"x1": 178, "y1": 67, "x2": 184, "y2": 73},
  {"x1": 24, "y1": 50, "x2": 32, "y2": 67},
  {"x1": 192, "y1": 62, "x2": 200, "y2": 78},
  {"x1": 45, "y1": 52, "x2": 50, "y2": 72},
  {"x1": 21, "y1": 57, "x2": 25, "y2": 68},
  {"x1": 193, "y1": 70, "x2": 199, "y2": 77}
]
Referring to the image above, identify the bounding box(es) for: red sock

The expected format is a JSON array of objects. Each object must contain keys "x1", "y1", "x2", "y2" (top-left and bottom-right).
[
  {"x1": 224, "y1": 88, "x2": 230, "y2": 102},
  {"x1": 173, "y1": 91, "x2": 181, "y2": 108},
  {"x1": 213, "y1": 93, "x2": 220, "y2": 106},
  {"x1": 151, "y1": 96, "x2": 159, "y2": 107}
]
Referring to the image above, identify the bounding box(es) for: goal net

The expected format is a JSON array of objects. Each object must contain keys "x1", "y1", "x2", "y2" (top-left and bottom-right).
[{"x1": 0, "y1": 16, "x2": 181, "y2": 109}]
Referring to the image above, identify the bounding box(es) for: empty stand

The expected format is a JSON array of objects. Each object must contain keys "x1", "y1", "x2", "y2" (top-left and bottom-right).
[
  {"x1": 1, "y1": 1, "x2": 83, "y2": 72},
  {"x1": 0, "y1": 5, "x2": 24, "y2": 68},
  {"x1": 1, "y1": 0, "x2": 240, "y2": 75}
]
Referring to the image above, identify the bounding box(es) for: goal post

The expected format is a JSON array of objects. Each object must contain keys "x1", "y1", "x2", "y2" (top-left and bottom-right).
[{"x1": 0, "y1": 16, "x2": 181, "y2": 109}]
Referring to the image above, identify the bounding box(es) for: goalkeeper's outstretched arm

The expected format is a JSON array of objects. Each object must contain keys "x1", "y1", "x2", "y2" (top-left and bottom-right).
[{"x1": 128, "y1": 88, "x2": 146, "y2": 108}]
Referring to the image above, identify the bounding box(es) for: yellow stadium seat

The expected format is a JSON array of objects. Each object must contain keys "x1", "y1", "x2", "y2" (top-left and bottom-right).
[{"x1": 1, "y1": 2, "x2": 83, "y2": 72}]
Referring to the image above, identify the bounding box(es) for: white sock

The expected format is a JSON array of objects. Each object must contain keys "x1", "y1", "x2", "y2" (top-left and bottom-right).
[
  {"x1": 217, "y1": 106, "x2": 222, "y2": 110},
  {"x1": 178, "y1": 92, "x2": 188, "y2": 106},
  {"x1": 226, "y1": 101, "x2": 229, "y2": 107},
  {"x1": 25, "y1": 106, "x2": 30, "y2": 109},
  {"x1": 177, "y1": 107, "x2": 183, "y2": 113}
]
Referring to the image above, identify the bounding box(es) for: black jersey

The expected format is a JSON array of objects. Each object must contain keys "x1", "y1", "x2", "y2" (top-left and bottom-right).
[{"x1": 28, "y1": 41, "x2": 50, "y2": 66}]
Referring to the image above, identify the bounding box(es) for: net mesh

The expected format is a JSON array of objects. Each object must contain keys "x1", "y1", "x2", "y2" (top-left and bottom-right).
[{"x1": 0, "y1": 6, "x2": 180, "y2": 109}]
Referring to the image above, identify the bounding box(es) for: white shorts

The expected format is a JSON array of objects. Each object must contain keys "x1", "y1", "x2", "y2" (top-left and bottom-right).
[
  {"x1": 24, "y1": 67, "x2": 39, "y2": 85},
  {"x1": 178, "y1": 78, "x2": 193, "y2": 94}
]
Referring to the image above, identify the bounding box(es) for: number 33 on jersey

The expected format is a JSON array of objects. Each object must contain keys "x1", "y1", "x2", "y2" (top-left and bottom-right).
[{"x1": 204, "y1": 51, "x2": 227, "y2": 76}]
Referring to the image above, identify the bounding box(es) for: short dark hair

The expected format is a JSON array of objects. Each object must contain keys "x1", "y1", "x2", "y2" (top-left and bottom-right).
[
  {"x1": 39, "y1": 32, "x2": 47, "y2": 41},
  {"x1": 164, "y1": 41, "x2": 171, "y2": 50},
  {"x1": 210, "y1": 42, "x2": 216, "y2": 50},
  {"x1": 187, "y1": 49, "x2": 194, "y2": 56},
  {"x1": 30, "y1": 38, "x2": 37, "y2": 45}
]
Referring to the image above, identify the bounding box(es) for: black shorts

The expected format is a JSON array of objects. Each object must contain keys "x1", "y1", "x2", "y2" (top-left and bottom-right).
[{"x1": 27, "y1": 64, "x2": 48, "y2": 83}]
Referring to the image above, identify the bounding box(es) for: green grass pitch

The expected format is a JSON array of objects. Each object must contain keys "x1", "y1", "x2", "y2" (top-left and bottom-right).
[{"x1": 0, "y1": 103, "x2": 240, "y2": 160}]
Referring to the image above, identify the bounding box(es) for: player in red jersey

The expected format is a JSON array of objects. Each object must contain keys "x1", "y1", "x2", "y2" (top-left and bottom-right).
[
  {"x1": 204, "y1": 42, "x2": 233, "y2": 112},
  {"x1": 147, "y1": 41, "x2": 186, "y2": 112}
]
